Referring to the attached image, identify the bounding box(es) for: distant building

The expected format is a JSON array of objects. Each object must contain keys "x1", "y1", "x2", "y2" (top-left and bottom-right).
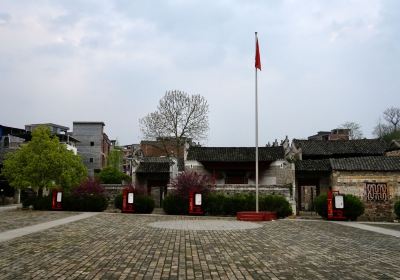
[
  {"x1": 0, "y1": 125, "x2": 30, "y2": 204},
  {"x1": 72, "y1": 122, "x2": 111, "y2": 177},
  {"x1": 308, "y1": 128, "x2": 350, "y2": 141},
  {"x1": 25, "y1": 123, "x2": 78, "y2": 155}
]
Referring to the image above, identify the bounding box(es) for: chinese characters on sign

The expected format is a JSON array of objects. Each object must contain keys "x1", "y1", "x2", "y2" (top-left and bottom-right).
[{"x1": 365, "y1": 183, "x2": 389, "y2": 201}]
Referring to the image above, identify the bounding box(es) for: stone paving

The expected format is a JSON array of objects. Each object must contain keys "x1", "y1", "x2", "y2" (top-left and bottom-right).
[
  {"x1": 362, "y1": 222, "x2": 400, "y2": 232},
  {"x1": 0, "y1": 210, "x2": 80, "y2": 232},
  {"x1": 0, "y1": 213, "x2": 400, "y2": 279}
]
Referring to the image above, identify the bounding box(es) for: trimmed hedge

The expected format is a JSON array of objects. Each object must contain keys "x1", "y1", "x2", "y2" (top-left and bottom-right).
[
  {"x1": 163, "y1": 194, "x2": 188, "y2": 215},
  {"x1": 204, "y1": 193, "x2": 292, "y2": 218},
  {"x1": 114, "y1": 193, "x2": 155, "y2": 214},
  {"x1": 344, "y1": 194, "x2": 365, "y2": 221},
  {"x1": 135, "y1": 195, "x2": 155, "y2": 214},
  {"x1": 314, "y1": 193, "x2": 364, "y2": 221},
  {"x1": 259, "y1": 195, "x2": 292, "y2": 218},
  {"x1": 395, "y1": 200, "x2": 400, "y2": 219},
  {"x1": 67, "y1": 195, "x2": 108, "y2": 212}
]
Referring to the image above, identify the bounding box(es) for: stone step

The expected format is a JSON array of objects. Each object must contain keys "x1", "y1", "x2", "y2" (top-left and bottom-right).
[{"x1": 152, "y1": 208, "x2": 166, "y2": 215}]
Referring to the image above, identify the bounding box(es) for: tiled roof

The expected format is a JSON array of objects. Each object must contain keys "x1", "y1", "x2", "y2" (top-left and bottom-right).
[
  {"x1": 135, "y1": 157, "x2": 172, "y2": 173},
  {"x1": 387, "y1": 140, "x2": 400, "y2": 152},
  {"x1": 295, "y1": 159, "x2": 331, "y2": 172},
  {"x1": 293, "y1": 139, "x2": 387, "y2": 158},
  {"x1": 330, "y1": 156, "x2": 400, "y2": 171},
  {"x1": 186, "y1": 146, "x2": 284, "y2": 162}
]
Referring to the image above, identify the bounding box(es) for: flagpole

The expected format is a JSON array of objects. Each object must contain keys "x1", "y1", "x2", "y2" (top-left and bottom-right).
[{"x1": 255, "y1": 32, "x2": 259, "y2": 213}]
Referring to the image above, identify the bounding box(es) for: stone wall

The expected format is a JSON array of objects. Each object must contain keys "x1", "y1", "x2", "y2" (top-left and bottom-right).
[
  {"x1": 213, "y1": 184, "x2": 292, "y2": 200},
  {"x1": 102, "y1": 184, "x2": 124, "y2": 209},
  {"x1": 331, "y1": 171, "x2": 400, "y2": 221},
  {"x1": 386, "y1": 150, "x2": 400, "y2": 157}
]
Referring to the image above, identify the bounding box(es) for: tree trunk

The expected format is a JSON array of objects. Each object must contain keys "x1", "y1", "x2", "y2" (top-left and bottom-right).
[{"x1": 38, "y1": 187, "x2": 43, "y2": 198}]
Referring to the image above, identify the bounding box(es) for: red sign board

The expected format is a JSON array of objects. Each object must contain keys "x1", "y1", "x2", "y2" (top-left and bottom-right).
[
  {"x1": 327, "y1": 190, "x2": 346, "y2": 220},
  {"x1": 51, "y1": 190, "x2": 63, "y2": 210},
  {"x1": 122, "y1": 188, "x2": 134, "y2": 213},
  {"x1": 188, "y1": 192, "x2": 203, "y2": 215}
]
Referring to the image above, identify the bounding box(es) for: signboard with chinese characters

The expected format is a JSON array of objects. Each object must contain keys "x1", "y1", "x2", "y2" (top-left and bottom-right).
[
  {"x1": 56, "y1": 192, "x2": 62, "y2": 203},
  {"x1": 365, "y1": 183, "x2": 389, "y2": 201},
  {"x1": 195, "y1": 193, "x2": 202, "y2": 206},
  {"x1": 128, "y1": 193, "x2": 134, "y2": 204},
  {"x1": 334, "y1": 195, "x2": 344, "y2": 209}
]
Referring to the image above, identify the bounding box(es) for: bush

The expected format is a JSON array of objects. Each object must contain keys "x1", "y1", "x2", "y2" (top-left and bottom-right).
[
  {"x1": 171, "y1": 171, "x2": 213, "y2": 199},
  {"x1": 163, "y1": 194, "x2": 188, "y2": 215},
  {"x1": 204, "y1": 192, "x2": 226, "y2": 215},
  {"x1": 205, "y1": 193, "x2": 291, "y2": 218},
  {"x1": 135, "y1": 195, "x2": 155, "y2": 214},
  {"x1": 32, "y1": 195, "x2": 52, "y2": 210},
  {"x1": 225, "y1": 193, "x2": 255, "y2": 215},
  {"x1": 67, "y1": 179, "x2": 108, "y2": 212},
  {"x1": 314, "y1": 193, "x2": 364, "y2": 221},
  {"x1": 314, "y1": 194, "x2": 328, "y2": 219},
  {"x1": 344, "y1": 194, "x2": 364, "y2": 221},
  {"x1": 67, "y1": 195, "x2": 108, "y2": 212},
  {"x1": 114, "y1": 193, "x2": 123, "y2": 210},
  {"x1": 395, "y1": 200, "x2": 400, "y2": 219},
  {"x1": 21, "y1": 189, "x2": 37, "y2": 208},
  {"x1": 259, "y1": 195, "x2": 292, "y2": 218}
]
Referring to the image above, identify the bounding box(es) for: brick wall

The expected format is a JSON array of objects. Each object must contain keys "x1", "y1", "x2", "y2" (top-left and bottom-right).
[
  {"x1": 386, "y1": 150, "x2": 400, "y2": 157},
  {"x1": 331, "y1": 171, "x2": 400, "y2": 221}
]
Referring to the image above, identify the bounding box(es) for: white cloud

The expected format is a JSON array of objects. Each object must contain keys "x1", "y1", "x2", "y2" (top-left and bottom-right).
[{"x1": 0, "y1": 0, "x2": 399, "y2": 145}]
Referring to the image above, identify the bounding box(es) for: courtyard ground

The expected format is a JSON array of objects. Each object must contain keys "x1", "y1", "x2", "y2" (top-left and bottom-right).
[{"x1": 0, "y1": 210, "x2": 399, "y2": 279}]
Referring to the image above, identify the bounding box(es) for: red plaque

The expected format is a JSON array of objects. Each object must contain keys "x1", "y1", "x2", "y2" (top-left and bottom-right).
[
  {"x1": 188, "y1": 192, "x2": 203, "y2": 215},
  {"x1": 122, "y1": 188, "x2": 135, "y2": 213},
  {"x1": 51, "y1": 190, "x2": 63, "y2": 210}
]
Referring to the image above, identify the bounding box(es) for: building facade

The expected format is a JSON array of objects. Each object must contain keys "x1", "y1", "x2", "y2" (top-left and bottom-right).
[{"x1": 72, "y1": 122, "x2": 111, "y2": 177}]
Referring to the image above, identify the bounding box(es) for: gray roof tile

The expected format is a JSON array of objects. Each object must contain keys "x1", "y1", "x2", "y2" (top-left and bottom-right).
[{"x1": 187, "y1": 146, "x2": 284, "y2": 162}]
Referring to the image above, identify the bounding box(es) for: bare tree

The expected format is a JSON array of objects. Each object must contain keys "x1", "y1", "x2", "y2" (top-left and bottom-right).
[
  {"x1": 339, "y1": 121, "x2": 363, "y2": 139},
  {"x1": 383, "y1": 107, "x2": 400, "y2": 132},
  {"x1": 139, "y1": 90, "x2": 209, "y2": 157},
  {"x1": 373, "y1": 118, "x2": 391, "y2": 138}
]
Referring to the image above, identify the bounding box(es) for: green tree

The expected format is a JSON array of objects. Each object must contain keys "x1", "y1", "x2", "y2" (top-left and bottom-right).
[
  {"x1": 98, "y1": 166, "x2": 130, "y2": 184},
  {"x1": 107, "y1": 147, "x2": 123, "y2": 170},
  {"x1": 1, "y1": 126, "x2": 87, "y2": 197}
]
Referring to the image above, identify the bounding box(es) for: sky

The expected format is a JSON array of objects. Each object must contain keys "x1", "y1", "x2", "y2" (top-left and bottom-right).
[{"x1": 1, "y1": 0, "x2": 399, "y2": 146}]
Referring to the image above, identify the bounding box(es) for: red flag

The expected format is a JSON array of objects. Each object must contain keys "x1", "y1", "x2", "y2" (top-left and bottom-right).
[{"x1": 255, "y1": 37, "x2": 261, "y2": 70}]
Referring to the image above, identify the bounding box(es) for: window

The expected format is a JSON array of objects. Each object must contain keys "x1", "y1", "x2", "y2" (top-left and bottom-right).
[
  {"x1": 89, "y1": 158, "x2": 93, "y2": 163},
  {"x1": 225, "y1": 171, "x2": 248, "y2": 184},
  {"x1": 90, "y1": 141, "x2": 94, "y2": 146}
]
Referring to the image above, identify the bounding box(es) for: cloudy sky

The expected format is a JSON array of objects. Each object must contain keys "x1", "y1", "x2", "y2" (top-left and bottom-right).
[{"x1": 1, "y1": 0, "x2": 399, "y2": 146}]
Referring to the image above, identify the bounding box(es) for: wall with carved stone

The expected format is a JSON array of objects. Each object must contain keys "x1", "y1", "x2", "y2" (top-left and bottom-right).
[{"x1": 331, "y1": 171, "x2": 400, "y2": 221}]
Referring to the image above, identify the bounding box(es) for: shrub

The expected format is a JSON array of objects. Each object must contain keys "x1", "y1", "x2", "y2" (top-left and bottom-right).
[
  {"x1": 114, "y1": 193, "x2": 123, "y2": 210},
  {"x1": 67, "y1": 179, "x2": 108, "y2": 212},
  {"x1": 314, "y1": 194, "x2": 328, "y2": 219},
  {"x1": 395, "y1": 200, "x2": 400, "y2": 219},
  {"x1": 67, "y1": 195, "x2": 108, "y2": 212},
  {"x1": 259, "y1": 195, "x2": 292, "y2": 218},
  {"x1": 32, "y1": 195, "x2": 52, "y2": 210},
  {"x1": 344, "y1": 194, "x2": 364, "y2": 221},
  {"x1": 21, "y1": 189, "x2": 37, "y2": 208},
  {"x1": 204, "y1": 192, "x2": 226, "y2": 215},
  {"x1": 135, "y1": 195, "x2": 155, "y2": 214},
  {"x1": 171, "y1": 171, "x2": 213, "y2": 199},
  {"x1": 314, "y1": 193, "x2": 364, "y2": 221},
  {"x1": 163, "y1": 194, "x2": 188, "y2": 215},
  {"x1": 226, "y1": 193, "x2": 255, "y2": 215}
]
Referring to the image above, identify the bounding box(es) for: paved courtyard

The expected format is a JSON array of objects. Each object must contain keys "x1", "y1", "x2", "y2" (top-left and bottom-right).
[{"x1": 0, "y1": 211, "x2": 400, "y2": 279}]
